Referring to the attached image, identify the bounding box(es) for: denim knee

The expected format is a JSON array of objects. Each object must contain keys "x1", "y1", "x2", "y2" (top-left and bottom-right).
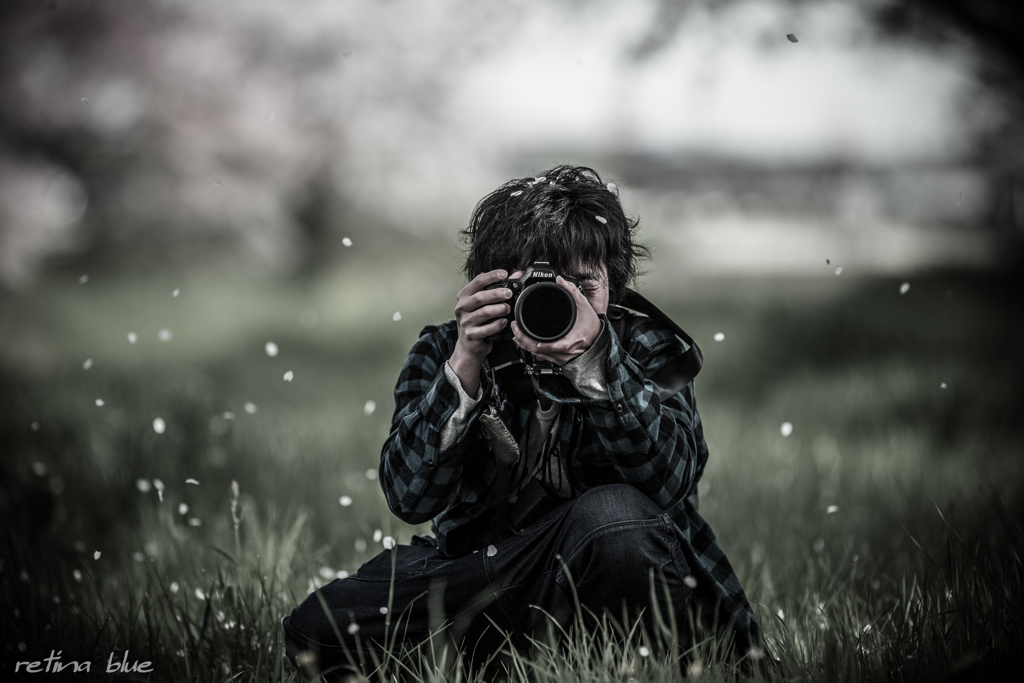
[{"x1": 566, "y1": 484, "x2": 663, "y2": 534}]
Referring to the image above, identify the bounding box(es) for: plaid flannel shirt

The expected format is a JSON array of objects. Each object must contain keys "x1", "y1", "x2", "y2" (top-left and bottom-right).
[{"x1": 379, "y1": 311, "x2": 760, "y2": 648}]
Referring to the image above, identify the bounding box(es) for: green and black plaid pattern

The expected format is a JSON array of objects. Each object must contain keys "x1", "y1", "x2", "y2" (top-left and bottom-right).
[{"x1": 379, "y1": 313, "x2": 759, "y2": 647}]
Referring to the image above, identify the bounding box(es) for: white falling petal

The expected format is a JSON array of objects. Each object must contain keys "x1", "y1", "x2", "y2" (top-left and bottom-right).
[
  {"x1": 283, "y1": 370, "x2": 294, "y2": 381},
  {"x1": 128, "y1": 332, "x2": 137, "y2": 344},
  {"x1": 32, "y1": 462, "x2": 46, "y2": 476},
  {"x1": 827, "y1": 505, "x2": 839, "y2": 514},
  {"x1": 486, "y1": 545, "x2": 497, "y2": 557},
  {"x1": 337, "y1": 570, "x2": 349, "y2": 579},
  {"x1": 158, "y1": 329, "x2": 173, "y2": 342},
  {"x1": 172, "y1": 288, "x2": 180, "y2": 297},
  {"x1": 188, "y1": 518, "x2": 201, "y2": 527},
  {"x1": 95, "y1": 398, "x2": 105, "y2": 407},
  {"x1": 79, "y1": 275, "x2": 89, "y2": 284},
  {"x1": 379, "y1": 607, "x2": 388, "y2": 615},
  {"x1": 713, "y1": 332, "x2": 725, "y2": 342},
  {"x1": 607, "y1": 183, "x2": 617, "y2": 193},
  {"x1": 222, "y1": 412, "x2": 234, "y2": 420},
  {"x1": 83, "y1": 358, "x2": 93, "y2": 370},
  {"x1": 265, "y1": 341, "x2": 279, "y2": 357},
  {"x1": 365, "y1": 468, "x2": 378, "y2": 480},
  {"x1": 780, "y1": 422, "x2": 793, "y2": 437},
  {"x1": 185, "y1": 478, "x2": 200, "y2": 485},
  {"x1": 393, "y1": 311, "x2": 402, "y2": 321},
  {"x1": 777, "y1": 609, "x2": 785, "y2": 620},
  {"x1": 835, "y1": 266, "x2": 843, "y2": 275},
  {"x1": 136, "y1": 479, "x2": 151, "y2": 493},
  {"x1": 319, "y1": 567, "x2": 336, "y2": 580},
  {"x1": 383, "y1": 536, "x2": 395, "y2": 549},
  {"x1": 347, "y1": 623, "x2": 359, "y2": 634},
  {"x1": 342, "y1": 237, "x2": 353, "y2": 247},
  {"x1": 170, "y1": 581, "x2": 179, "y2": 593},
  {"x1": 373, "y1": 529, "x2": 383, "y2": 543},
  {"x1": 195, "y1": 587, "x2": 205, "y2": 600},
  {"x1": 638, "y1": 646, "x2": 650, "y2": 658},
  {"x1": 153, "y1": 418, "x2": 166, "y2": 434},
  {"x1": 244, "y1": 402, "x2": 258, "y2": 414},
  {"x1": 178, "y1": 503, "x2": 189, "y2": 515},
  {"x1": 363, "y1": 400, "x2": 376, "y2": 416},
  {"x1": 133, "y1": 552, "x2": 145, "y2": 563},
  {"x1": 73, "y1": 569, "x2": 82, "y2": 582},
  {"x1": 93, "y1": 551, "x2": 101, "y2": 560},
  {"x1": 594, "y1": 216, "x2": 607, "y2": 224},
  {"x1": 339, "y1": 495, "x2": 353, "y2": 507},
  {"x1": 683, "y1": 575, "x2": 698, "y2": 588},
  {"x1": 940, "y1": 382, "x2": 947, "y2": 389},
  {"x1": 863, "y1": 624, "x2": 872, "y2": 634},
  {"x1": 899, "y1": 282, "x2": 911, "y2": 295}
]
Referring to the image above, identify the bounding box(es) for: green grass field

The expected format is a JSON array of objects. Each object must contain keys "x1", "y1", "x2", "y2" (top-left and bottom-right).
[{"x1": 2, "y1": 254, "x2": 1022, "y2": 681}]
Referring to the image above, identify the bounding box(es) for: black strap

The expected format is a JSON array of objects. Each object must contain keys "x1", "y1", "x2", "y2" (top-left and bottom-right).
[{"x1": 611, "y1": 289, "x2": 703, "y2": 402}]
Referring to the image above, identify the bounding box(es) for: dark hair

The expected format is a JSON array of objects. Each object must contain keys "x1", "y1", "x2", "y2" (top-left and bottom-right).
[{"x1": 461, "y1": 165, "x2": 649, "y2": 303}]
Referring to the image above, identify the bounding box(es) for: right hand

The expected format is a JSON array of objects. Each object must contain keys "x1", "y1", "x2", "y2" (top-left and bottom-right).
[{"x1": 449, "y1": 269, "x2": 512, "y2": 395}]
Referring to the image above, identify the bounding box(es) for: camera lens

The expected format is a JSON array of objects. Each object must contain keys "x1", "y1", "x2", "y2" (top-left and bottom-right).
[{"x1": 515, "y1": 283, "x2": 577, "y2": 341}]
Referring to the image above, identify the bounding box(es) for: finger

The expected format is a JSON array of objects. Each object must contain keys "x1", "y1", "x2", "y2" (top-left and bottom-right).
[
  {"x1": 455, "y1": 290, "x2": 511, "y2": 319},
  {"x1": 465, "y1": 286, "x2": 513, "y2": 310},
  {"x1": 461, "y1": 269, "x2": 509, "y2": 297},
  {"x1": 557, "y1": 275, "x2": 590, "y2": 308},
  {"x1": 462, "y1": 302, "x2": 511, "y2": 327},
  {"x1": 472, "y1": 317, "x2": 508, "y2": 339},
  {"x1": 511, "y1": 321, "x2": 541, "y2": 353}
]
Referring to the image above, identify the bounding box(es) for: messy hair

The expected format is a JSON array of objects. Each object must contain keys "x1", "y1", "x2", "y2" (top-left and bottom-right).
[{"x1": 461, "y1": 165, "x2": 649, "y2": 303}]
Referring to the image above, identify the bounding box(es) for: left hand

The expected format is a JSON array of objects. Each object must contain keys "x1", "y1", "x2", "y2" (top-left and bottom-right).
[{"x1": 512, "y1": 275, "x2": 602, "y2": 365}]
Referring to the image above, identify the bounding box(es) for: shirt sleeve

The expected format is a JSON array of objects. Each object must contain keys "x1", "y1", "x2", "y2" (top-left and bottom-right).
[
  {"x1": 439, "y1": 361, "x2": 483, "y2": 451},
  {"x1": 378, "y1": 325, "x2": 488, "y2": 524},
  {"x1": 569, "y1": 317, "x2": 709, "y2": 511}
]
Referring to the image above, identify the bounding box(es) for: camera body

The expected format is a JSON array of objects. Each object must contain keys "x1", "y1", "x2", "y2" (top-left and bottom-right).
[{"x1": 484, "y1": 262, "x2": 582, "y2": 342}]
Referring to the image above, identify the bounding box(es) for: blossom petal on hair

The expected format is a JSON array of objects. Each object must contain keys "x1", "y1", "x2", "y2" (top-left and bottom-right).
[
  {"x1": 594, "y1": 216, "x2": 607, "y2": 224},
  {"x1": 511, "y1": 190, "x2": 522, "y2": 197}
]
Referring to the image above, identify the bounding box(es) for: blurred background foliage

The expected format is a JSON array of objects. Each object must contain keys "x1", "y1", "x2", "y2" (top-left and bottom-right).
[{"x1": 0, "y1": 0, "x2": 1022, "y2": 286}]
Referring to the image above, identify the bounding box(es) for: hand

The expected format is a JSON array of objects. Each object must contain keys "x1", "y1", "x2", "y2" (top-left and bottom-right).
[
  {"x1": 449, "y1": 269, "x2": 512, "y2": 395},
  {"x1": 512, "y1": 275, "x2": 602, "y2": 365}
]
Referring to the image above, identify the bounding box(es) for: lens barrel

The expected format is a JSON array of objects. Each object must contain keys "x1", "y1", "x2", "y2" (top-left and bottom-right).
[{"x1": 515, "y1": 282, "x2": 577, "y2": 342}]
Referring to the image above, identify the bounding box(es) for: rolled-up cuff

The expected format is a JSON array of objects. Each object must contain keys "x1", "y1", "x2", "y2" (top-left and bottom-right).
[
  {"x1": 439, "y1": 360, "x2": 483, "y2": 450},
  {"x1": 559, "y1": 322, "x2": 610, "y2": 400}
]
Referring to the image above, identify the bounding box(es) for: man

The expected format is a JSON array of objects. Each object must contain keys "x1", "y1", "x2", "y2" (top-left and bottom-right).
[{"x1": 283, "y1": 165, "x2": 761, "y2": 678}]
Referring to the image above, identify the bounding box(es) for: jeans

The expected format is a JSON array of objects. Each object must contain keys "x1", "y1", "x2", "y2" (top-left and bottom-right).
[{"x1": 282, "y1": 484, "x2": 693, "y2": 679}]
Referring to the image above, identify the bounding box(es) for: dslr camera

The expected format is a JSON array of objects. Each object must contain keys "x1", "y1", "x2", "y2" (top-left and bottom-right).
[{"x1": 484, "y1": 262, "x2": 583, "y2": 342}]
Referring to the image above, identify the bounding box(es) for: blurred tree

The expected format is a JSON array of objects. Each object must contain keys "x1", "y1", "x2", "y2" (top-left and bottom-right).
[
  {"x1": 0, "y1": 0, "x2": 513, "y2": 286},
  {"x1": 629, "y1": 0, "x2": 1024, "y2": 240}
]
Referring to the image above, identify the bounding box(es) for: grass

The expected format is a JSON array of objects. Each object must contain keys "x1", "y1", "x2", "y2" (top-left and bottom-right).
[{"x1": 1, "y1": 256, "x2": 1022, "y2": 681}]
